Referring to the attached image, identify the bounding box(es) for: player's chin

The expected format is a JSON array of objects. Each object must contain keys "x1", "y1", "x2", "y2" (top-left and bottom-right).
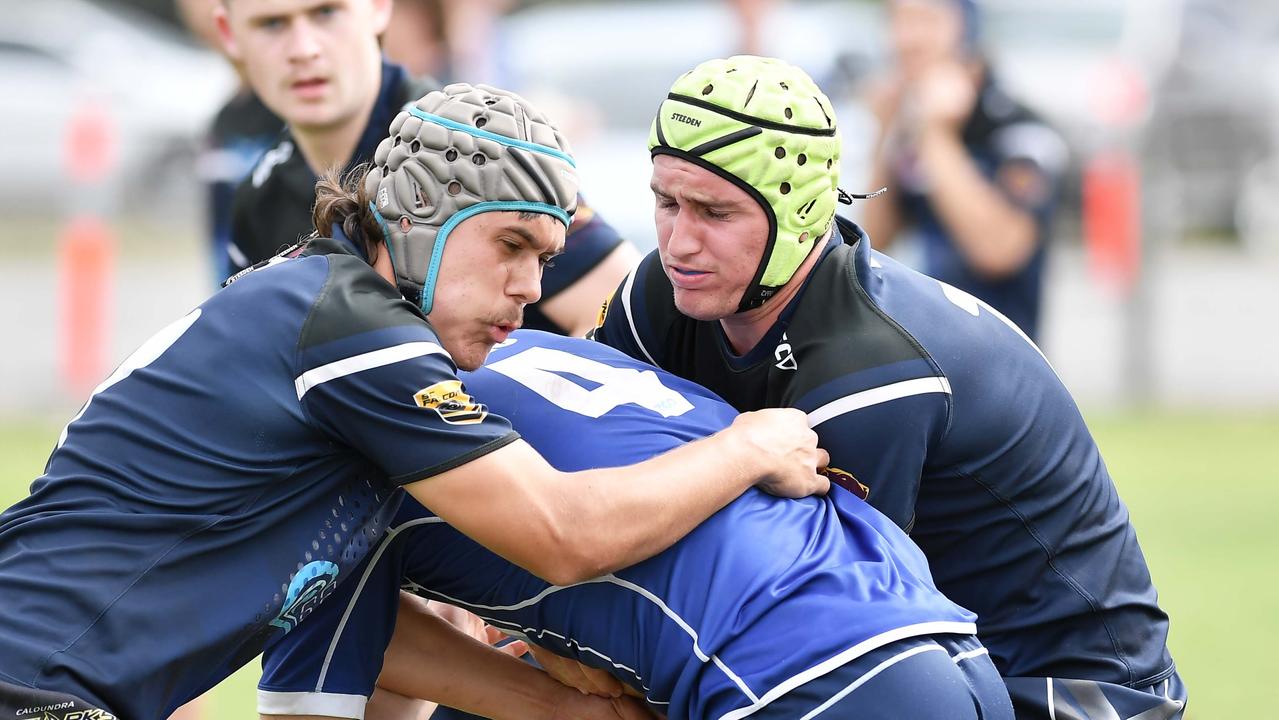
[
  {"x1": 454, "y1": 339, "x2": 497, "y2": 372},
  {"x1": 672, "y1": 289, "x2": 733, "y2": 322}
]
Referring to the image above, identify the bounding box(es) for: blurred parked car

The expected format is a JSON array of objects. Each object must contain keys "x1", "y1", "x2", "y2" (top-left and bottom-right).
[{"x1": 0, "y1": 0, "x2": 235, "y2": 216}]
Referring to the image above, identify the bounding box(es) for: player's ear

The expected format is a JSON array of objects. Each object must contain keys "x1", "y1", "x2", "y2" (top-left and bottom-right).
[
  {"x1": 369, "y1": 0, "x2": 394, "y2": 36},
  {"x1": 213, "y1": 3, "x2": 241, "y2": 62}
]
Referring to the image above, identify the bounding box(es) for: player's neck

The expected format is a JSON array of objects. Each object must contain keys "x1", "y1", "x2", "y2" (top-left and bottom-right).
[{"x1": 719, "y1": 230, "x2": 830, "y2": 355}]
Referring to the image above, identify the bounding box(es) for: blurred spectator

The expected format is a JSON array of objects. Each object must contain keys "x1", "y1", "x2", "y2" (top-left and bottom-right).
[
  {"x1": 177, "y1": 0, "x2": 285, "y2": 283},
  {"x1": 383, "y1": 0, "x2": 514, "y2": 85},
  {"x1": 862, "y1": 0, "x2": 1066, "y2": 341},
  {"x1": 725, "y1": 0, "x2": 782, "y2": 57},
  {"x1": 212, "y1": 0, "x2": 636, "y2": 337}
]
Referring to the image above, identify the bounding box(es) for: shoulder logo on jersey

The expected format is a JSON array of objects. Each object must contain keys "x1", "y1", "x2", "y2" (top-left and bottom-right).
[
  {"x1": 414, "y1": 380, "x2": 488, "y2": 424},
  {"x1": 821, "y1": 466, "x2": 870, "y2": 500},
  {"x1": 774, "y1": 332, "x2": 797, "y2": 370}
]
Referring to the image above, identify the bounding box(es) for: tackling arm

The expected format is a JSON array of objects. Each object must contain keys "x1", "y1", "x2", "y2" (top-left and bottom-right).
[{"x1": 408, "y1": 409, "x2": 829, "y2": 587}]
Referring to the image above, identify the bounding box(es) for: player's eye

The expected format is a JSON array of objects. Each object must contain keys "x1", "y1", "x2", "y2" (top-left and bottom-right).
[
  {"x1": 704, "y1": 207, "x2": 731, "y2": 221},
  {"x1": 311, "y1": 4, "x2": 340, "y2": 22},
  {"x1": 256, "y1": 16, "x2": 287, "y2": 31}
]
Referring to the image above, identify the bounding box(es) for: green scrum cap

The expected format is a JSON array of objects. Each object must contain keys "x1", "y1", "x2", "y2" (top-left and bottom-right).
[
  {"x1": 366, "y1": 83, "x2": 578, "y2": 314},
  {"x1": 650, "y1": 55, "x2": 841, "y2": 311}
]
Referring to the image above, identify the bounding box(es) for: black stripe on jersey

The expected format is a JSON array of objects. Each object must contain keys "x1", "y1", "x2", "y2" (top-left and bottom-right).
[
  {"x1": 387, "y1": 432, "x2": 519, "y2": 486},
  {"x1": 784, "y1": 221, "x2": 936, "y2": 400},
  {"x1": 299, "y1": 238, "x2": 430, "y2": 352}
]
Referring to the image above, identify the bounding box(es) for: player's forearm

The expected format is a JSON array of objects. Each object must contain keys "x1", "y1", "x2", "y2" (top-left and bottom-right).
[
  {"x1": 917, "y1": 126, "x2": 1037, "y2": 278},
  {"x1": 543, "y1": 428, "x2": 762, "y2": 584},
  {"x1": 413, "y1": 412, "x2": 823, "y2": 587},
  {"x1": 377, "y1": 600, "x2": 573, "y2": 720}
]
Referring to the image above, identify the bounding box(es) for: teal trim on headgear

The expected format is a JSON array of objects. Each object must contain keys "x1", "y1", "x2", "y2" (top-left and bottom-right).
[
  {"x1": 369, "y1": 84, "x2": 580, "y2": 315},
  {"x1": 406, "y1": 107, "x2": 577, "y2": 168},
  {"x1": 419, "y1": 200, "x2": 570, "y2": 315},
  {"x1": 368, "y1": 200, "x2": 404, "y2": 284}
]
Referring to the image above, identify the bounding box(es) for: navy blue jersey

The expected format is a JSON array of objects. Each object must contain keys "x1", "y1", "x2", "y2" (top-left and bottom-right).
[
  {"x1": 0, "y1": 234, "x2": 515, "y2": 720},
  {"x1": 260, "y1": 331, "x2": 977, "y2": 720},
  {"x1": 594, "y1": 218, "x2": 1176, "y2": 689},
  {"x1": 892, "y1": 72, "x2": 1066, "y2": 339}
]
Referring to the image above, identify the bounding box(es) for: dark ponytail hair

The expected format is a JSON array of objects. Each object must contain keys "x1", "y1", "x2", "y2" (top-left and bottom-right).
[{"x1": 312, "y1": 163, "x2": 384, "y2": 263}]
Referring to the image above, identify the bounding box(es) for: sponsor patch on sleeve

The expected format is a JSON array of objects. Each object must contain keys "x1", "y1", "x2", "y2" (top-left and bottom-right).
[{"x1": 413, "y1": 380, "x2": 488, "y2": 425}]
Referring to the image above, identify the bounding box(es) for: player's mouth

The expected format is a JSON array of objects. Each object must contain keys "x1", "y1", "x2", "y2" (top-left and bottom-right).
[
  {"x1": 291, "y1": 77, "x2": 329, "y2": 99},
  {"x1": 668, "y1": 264, "x2": 712, "y2": 288},
  {"x1": 489, "y1": 320, "x2": 519, "y2": 344}
]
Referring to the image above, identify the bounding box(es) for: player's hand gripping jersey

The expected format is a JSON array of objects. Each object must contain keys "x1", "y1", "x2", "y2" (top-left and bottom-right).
[
  {"x1": 593, "y1": 217, "x2": 1176, "y2": 691},
  {"x1": 0, "y1": 231, "x2": 516, "y2": 719},
  {"x1": 259, "y1": 331, "x2": 996, "y2": 720}
]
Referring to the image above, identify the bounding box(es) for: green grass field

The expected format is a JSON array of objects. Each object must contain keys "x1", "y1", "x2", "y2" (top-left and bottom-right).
[{"x1": 2, "y1": 411, "x2": 1275, "y2": 718}]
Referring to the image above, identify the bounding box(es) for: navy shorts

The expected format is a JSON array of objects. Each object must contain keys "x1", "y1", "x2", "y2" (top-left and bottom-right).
[
  {"x1": 750, "y1": 633, "x2": 1012, "y2": 719},
  {"x1": 1003, "y1": 672, "x2": 1187, "y2": 720}
]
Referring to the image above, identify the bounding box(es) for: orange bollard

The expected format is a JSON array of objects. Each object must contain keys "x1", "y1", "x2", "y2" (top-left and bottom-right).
[
  {"x1": 59, "y1": 98, "x2": 118, "y2": 396},
  {"x1": 58, "y1": 216, "x2": 115, "y2": 395},
  {"x1": 1082, "y1": 150, "x2": 1140, "y2": 295}
]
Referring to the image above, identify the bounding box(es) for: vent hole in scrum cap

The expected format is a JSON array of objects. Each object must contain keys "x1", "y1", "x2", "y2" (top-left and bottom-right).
[
  {"x1": 472, "y1": 153, "x2": 486, "y2": 166},
  {"x1": 410, "y1": 139, "x2": 421, "y2": 153},
  {"x1": 780, "y1": 182, "x2": 791, "y2": 194},
  {"x1": 798, "y1": 154, "x2": 807, "y2": 165},
  {"x1": 393, "y1": 136, "x2": 402, "y2": 146},
  {"x1": 784, "y1": 107, "x2": 793, "y2": 119},
  {"x1": 447, "y1": 181, "x2": 462, "y2": 195},
  {"x1": 445, "y1": 148, "x2": 458, "y2": 161},
  {"x1": 702, "y1": 84, "x2": 714, "y2": 95},
  {"x1": 475, "y1": 117, "x2": 488, "y2": 128},
  {"x1": 775, "y1": 147, "x2": 786, "y2": 159}
]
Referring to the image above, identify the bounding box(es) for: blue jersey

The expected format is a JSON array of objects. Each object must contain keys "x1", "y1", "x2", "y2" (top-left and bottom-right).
[
  {"x1": 594, "y1": 218, "x2": 1176, "y2": 689},
  {"x1": 0, "y1": 234, "x2": 516, "y2": 720},
  {"x1": 261, "y1": 331, "x2": 977, "y2": 720}
]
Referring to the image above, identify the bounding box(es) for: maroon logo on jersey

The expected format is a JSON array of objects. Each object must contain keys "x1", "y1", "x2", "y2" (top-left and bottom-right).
[{"x1": 820, "y1": 466, "x2": 869, "y2": 500}]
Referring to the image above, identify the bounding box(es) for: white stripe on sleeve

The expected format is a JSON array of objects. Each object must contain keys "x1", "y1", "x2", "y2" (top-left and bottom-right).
[
  {"x1": 295, "y1": 341, "x2": 450, "y2": 400},
  {"x1": 806, "y1": 377, "x2": 952, "y2": 428}
]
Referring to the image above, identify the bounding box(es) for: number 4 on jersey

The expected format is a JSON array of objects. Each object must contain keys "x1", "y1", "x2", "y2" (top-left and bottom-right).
[{"x1": 486, "y1": 346, "x2": 694, "y2": 419}]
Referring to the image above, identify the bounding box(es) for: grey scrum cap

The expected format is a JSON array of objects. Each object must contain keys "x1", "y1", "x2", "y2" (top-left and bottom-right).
[{"x1": 366, "y1": 83, "x2": 579, "y2": 313}]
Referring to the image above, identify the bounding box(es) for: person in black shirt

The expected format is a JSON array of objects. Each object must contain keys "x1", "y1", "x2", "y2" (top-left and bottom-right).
[
  {"x1": 214, "y1": 0, "x2": 637, "y2": 336},
  {"x1": 862, "y1": 0, "x2": 1067, "y2": 340}
]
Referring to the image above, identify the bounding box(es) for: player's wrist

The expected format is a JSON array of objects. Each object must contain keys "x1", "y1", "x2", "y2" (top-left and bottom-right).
[{"x1": 709, "y1": 420, "x2": 768, "y2": 490}]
